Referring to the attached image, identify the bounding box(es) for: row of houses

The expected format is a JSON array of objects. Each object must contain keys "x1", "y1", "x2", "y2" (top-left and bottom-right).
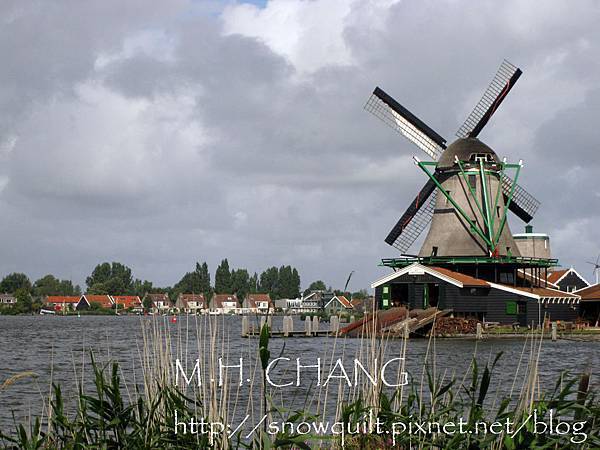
[
  {"x1": 41, "y1": 292, "x2": 276, "y2": 315},
  {"x1": 1, "y1": 289, "x2": 373, "y2": 316},
  {"x1": 274, "y1": 291, "x2": 372, "y2": 314}
]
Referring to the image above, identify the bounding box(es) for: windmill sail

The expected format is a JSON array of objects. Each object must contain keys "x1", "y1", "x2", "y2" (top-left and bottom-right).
[
  {"x1": 385, "y1": 179, "x2": 438, "y2": 252},
  {"x1": 365, "y1": 87, "x2": 446, "y2": 160},
  {"x1": 456, "y1": 60, "x2": 522, "y2": 139},
  {"x1": 501, "y1": 173, "x2": 540, "y2": 223}
]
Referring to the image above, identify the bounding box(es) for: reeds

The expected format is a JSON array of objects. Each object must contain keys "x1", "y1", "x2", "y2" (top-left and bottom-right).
[{"x1": 0, "y1": 315, "x2": 598, "y2": 449}]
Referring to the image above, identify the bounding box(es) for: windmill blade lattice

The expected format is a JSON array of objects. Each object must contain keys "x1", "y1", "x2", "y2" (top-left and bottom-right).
[
  {"x1": 385, "y1": 179, "x2": 438, "y2": 253},
  {"x1": 456, "y1": 60, "x2": 522, "y2": 139},
  {"x1": 365, "y1": 87, "x2": 446, "y2": 160},
  {"x1": 501, "y1": 173, "x2": 540, "y2": 223}
]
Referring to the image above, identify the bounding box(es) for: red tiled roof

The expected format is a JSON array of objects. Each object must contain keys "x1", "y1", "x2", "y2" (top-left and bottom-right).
[
  {"x1": 212, "y1": 294, "x2": 237, "y2": 308},
  {"x1": 576, "y1": 284, "x2": 600, "y2": 301},
  {"x1": 112, "y1": 296, "x2": 142, "y2": 308},
  {"x1": 84, "y1": 295, "x2": 114, "y2": 308},
  {"x1": 245, "y1": 293, "x2": 272, "y2": 308},
  {"x1": 335, "y1": 295, "x2": 353, "y2": 308},
  {"x1": 178, "y1": 294, "x2": 206, "y2": 308},
  {"x1": 430, "y1": 267, "x2": 490, "y2": 287},
  {"x1": 45, "y1": 296, "x2": 81, "y2": 304},
  {"x1": 547, "y1": 269, "x2": 569, "y2": 284}
]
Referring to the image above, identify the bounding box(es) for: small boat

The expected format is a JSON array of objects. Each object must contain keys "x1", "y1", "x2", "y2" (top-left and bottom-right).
[{"x1": 40, "y1": 309, "x2": 56, "y2": 315}]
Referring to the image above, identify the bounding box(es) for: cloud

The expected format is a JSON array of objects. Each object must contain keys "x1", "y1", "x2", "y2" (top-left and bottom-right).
[{"x1": 0, "y1": 0, "x2": 599, "y2": 290}]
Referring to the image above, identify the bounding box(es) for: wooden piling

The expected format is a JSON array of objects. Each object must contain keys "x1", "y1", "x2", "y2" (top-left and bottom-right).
[
  {"x1": 551, "y1": 322, "x2": 557, "y2": 341},
  {"x1": 241, "y1": 316, "x2": 249, "y2": 337},
  {"x1": 330, "y1": 315, "x2": 339, "y2": 334},
  {"x1": 305, "y1": 317, "x2": 312, "y2": 336},
  {"x1": 476, "y1": 323, "x2": 483, "y2": 339}
]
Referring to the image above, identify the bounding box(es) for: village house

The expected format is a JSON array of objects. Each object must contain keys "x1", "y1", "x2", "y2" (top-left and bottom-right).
[
  {"x1": 546, "y1": 268, "x2": 590, "y2": 293},
  {"x1": 323, "y1": 295, "x2": 354, "y2": 314},
  {"x1": 175, "y1": 293, "x2": 207, "y2": 314},
  {"x1": 242, "y1": 293, "x2": 274, "y2": 314},
  {"x1": 0, "y1": 293, "x2": 17, "y2": 307},
  {"x1": 143, "y1": 293, "x2": 172, "y2": 313},
  {"x1": 44, "y1": 295, "x2": 83, "y2": 312},
  {"x1": 112, "y1": 295, "x2": 143, "y2": 313},
  {"x1": 575, "y1": 284, "x2": 600, "y2": 325},
  {"x1": 81, "y1": 294, "x2": 114, "y2": 309},
  {"x1": 291, "y1": 290, "x2": 333, "y2": 313},
  {"x1": 210, "y1": 294, "x2": 239, "y2": 314}
]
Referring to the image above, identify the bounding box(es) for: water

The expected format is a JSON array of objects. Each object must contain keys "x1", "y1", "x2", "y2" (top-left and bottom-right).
[{"x1": 0, "y1": 315, "x2": 597, "y2": 432}]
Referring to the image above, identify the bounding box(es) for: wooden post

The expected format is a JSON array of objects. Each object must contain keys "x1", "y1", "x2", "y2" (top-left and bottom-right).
[
  {"x1": 288, "y1": 316, "x2": 294, "y2": 335},
  {"x1": 241, "y1": 316, "x2": 249, "y2": 337},
  {"x1": 260, "y1": 316, "x2": 266, "y2": 330},
  {"x1": 476, "y1": 323, "x2": 483, "y2": 339},
  {"x1": 267, "y1": 315, "x2": 272, "y2": 329},
  {"x1": 551, "y1": 322, "x2": 557, "y2": 341},
  {"x1": 312, "y1": 315, "x2": 319, "y2": 334},
  {"x1": 305, "y1": 317, "x2": 312, "y2": 336},
  {"x1": 330, "y1": 315, "x2": 339, "y2": 334},
  {"x1": 282, "y1": 316, "x2": 288, "y2": 337},
  {"x1": 404, "y1": 321, "x2": 409, "y2": 339}
]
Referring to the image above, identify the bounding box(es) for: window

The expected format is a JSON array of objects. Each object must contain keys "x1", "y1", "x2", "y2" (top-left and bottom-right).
[
  {"x1": 506, "y1": 301, "x2": 517, "y2": 315},
  {"x1": 567, "y1": 285, "x2": 577, "y2": 293},
  {"x1": 468, "y1": 174, "x2": 477, "y2": 189}
]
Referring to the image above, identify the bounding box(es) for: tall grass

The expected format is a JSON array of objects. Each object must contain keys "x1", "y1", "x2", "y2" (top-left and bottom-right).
[{"x1": 0, "y1": 314, "x2": 598, "y2": 449}]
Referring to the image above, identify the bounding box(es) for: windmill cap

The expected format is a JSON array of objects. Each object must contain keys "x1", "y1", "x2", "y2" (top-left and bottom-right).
[{"x1": 436, "y1": 137, "x2": 500, "y2": 169}]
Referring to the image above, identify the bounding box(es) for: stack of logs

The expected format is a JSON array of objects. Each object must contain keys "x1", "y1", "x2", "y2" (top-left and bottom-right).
[{"x1": 429, "y1": 317, "x2": 480, "y2": 336}]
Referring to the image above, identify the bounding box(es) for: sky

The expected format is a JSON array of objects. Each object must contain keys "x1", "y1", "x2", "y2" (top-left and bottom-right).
[{"x1": 1, "y1": 0, "x2": 599, "y2": 291}]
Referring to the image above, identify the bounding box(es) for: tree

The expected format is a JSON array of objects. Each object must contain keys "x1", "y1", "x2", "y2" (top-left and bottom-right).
[
  {"x1": 248, "y1": 272, "x2": 259, "y2": 294},
  {"x1": 172, "y1": 262, "x2": 212, "y2": 299},
  {"x1": 0, "y1": 273, "x2": 32, "y2": 294},
  {"x1": 231, "y1": 269, "x2": 250, "y2": 304},
  {"x1": 304, "y1": 280, "x2": 326, "y2": 296},
  {"x1": 259, "y1": 266, "x2": 279, "y2": 298},
  {"x1": 214, "y1": 259, "x2": 232, "y2": 294},
  {"x1": 86, "y1": 262, "x2": 133, "y2": 295},
  {"x1": 258, "y1": 266, "x2": 301, "y2": 300},
  {"x1": 132, "y1": 279, "x2": 154, "y2": 297},
  {"x1": 33, "y1": 274, "x2": 78, "y2": 297},
  {"x1": 14, "y1": 288, "x2": 33, "y2": 313}
]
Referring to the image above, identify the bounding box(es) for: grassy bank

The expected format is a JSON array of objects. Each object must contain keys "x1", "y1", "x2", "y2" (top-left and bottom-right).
[{"x1": 0, "y1": 316, "x2": 598, "y2": 449}]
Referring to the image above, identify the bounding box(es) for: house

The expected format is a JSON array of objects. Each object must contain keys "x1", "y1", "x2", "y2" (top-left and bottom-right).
[
  {"x1": 143, "y1": 293, "x2": 172, "y2": 313},
  {"x1": 324, "y1": 295, "x2": 354, "y2": 314},
  {"x1": 112, "y1": 295, "x2": 143, "y2": 312},
  {"x1": 546, "y1": 268, "x2": 589, "y2": 293},
  {"x1": 81, "y1": 294, "x2": 114, "y2": 309},
  {"x1": 0, "y1": 293, "x2": 17, "y2": 307},
  {"x1": 175, "y1": 293, "x2": 207, "y2": 314},
  {"x1": 372, "y1": 263, "x2": 580, "y2": 326},
  {"x1": 243, "y1": 293, "x2": 274, "y2": 314},
  {"x1": 211, "y1": 294, "x2": 239, "y2": 314},
  {"x1": 294, "y1": 290, "x2": 334, "y2": 313},
  {"x1": 44, "y1": 295, "x2": 83, "y2": 311},
  {"x1": 575, "y1": 284, "x2": 600, "y2": 325}
]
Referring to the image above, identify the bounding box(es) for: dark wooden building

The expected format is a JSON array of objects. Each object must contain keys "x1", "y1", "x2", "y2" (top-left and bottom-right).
[{"x1": 372, "y1": 263, "x2": 580, "y2": 326}]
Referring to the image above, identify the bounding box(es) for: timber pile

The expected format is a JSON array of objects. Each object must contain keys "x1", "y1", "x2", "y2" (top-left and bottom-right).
[{"x1": 430, "y1": 317, "x2": 479, "y2": 336}]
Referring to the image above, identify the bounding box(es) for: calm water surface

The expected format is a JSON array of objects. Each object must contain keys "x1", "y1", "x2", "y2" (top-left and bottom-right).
[{"x1": 0, "y1": 315, "x2": 598, "y2": 431}]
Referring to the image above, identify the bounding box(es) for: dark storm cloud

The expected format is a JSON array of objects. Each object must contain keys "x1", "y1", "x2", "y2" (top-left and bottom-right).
[{"x1": 0, "y1": 0, "x2": 599, "y2": 289}]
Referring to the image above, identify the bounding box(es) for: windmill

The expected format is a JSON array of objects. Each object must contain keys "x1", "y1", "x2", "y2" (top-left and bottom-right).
[
  {"x1": 365, "y1": 60, "x2": 540, "y2": 259},
  {"x1": 587, "y1": 255, "x2": 600, "y2": 284}
]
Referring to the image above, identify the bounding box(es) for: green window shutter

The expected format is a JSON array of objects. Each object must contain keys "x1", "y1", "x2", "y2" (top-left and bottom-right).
[
  {"x1": 506, "y1": 301, "x2": 517, "y2": 315},
  {"x1": 382, "y1": 286, "x2": 389, "y2": 308}
]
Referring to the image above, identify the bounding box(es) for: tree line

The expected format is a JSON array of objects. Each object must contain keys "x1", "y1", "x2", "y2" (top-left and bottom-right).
[{"x1": 1, "y1": 260, "x2": 369, "y2": 314}]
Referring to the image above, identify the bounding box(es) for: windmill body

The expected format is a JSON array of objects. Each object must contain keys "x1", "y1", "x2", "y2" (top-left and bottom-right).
[{"x1": 418, "y1": 138, "x2": 520, "y2": 258}]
